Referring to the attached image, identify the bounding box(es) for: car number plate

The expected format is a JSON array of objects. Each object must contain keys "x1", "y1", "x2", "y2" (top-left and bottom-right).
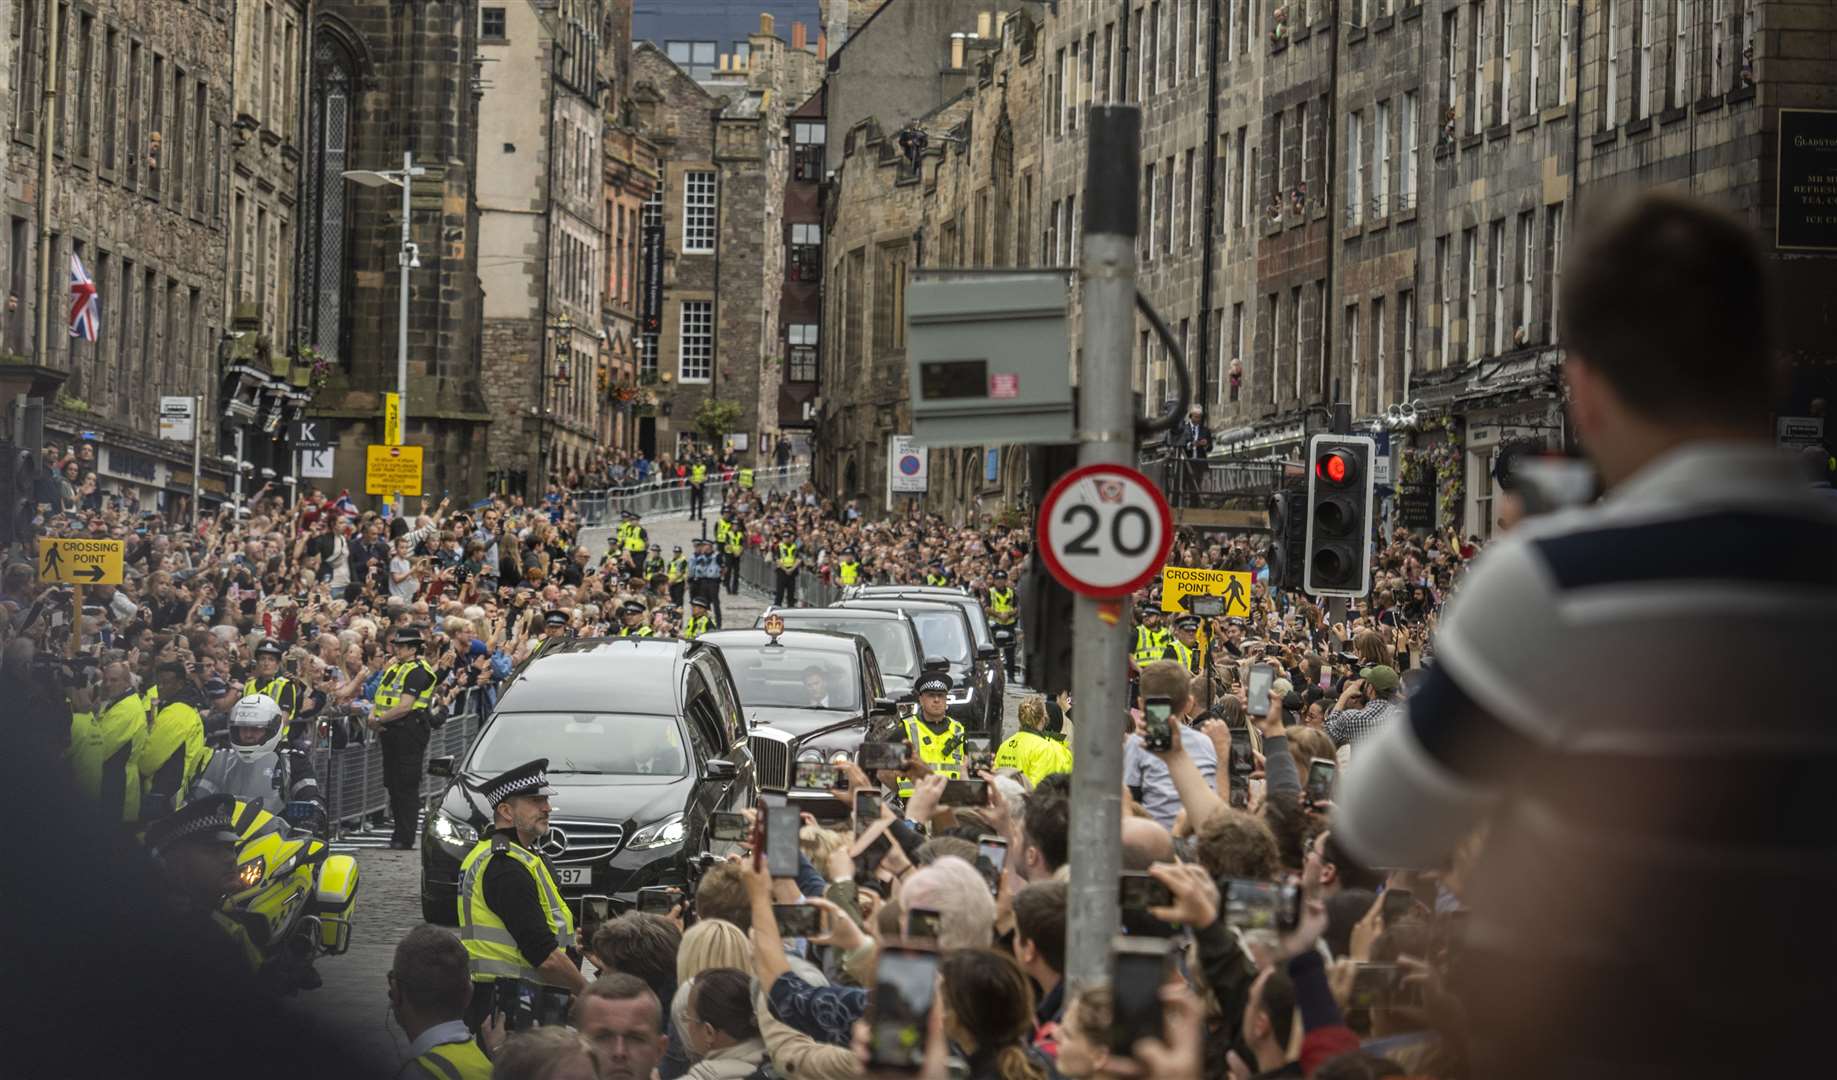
[{"x1": 556, "y1": 868, "x2": 590, "y2": 886}]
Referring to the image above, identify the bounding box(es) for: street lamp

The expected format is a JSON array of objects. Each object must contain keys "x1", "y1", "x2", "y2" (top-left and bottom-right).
[{"x1": 342, "y1": 151, "x2": 427, "y2": 447}]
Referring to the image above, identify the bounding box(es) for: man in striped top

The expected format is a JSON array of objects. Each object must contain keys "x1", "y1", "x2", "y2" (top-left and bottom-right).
[{"x1": 1337, "y1": 193, "x2": 1837, "y2": 1079}]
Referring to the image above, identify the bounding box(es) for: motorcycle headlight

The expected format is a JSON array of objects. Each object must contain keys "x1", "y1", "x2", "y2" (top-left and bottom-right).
[
  {"x1": 235, "y1": 857, "x2": 265, "y2": 890},
  {"x1": 627, "y1": 813, "x2": 686, "y2": 850},
  {"x1": 429, "y1": 810, "x2": 480, "y2": 853}
]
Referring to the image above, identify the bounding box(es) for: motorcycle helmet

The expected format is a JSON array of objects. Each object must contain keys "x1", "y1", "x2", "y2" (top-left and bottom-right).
[{"x1": 227, "y1": 693, "x2": 286, "y2": 760}]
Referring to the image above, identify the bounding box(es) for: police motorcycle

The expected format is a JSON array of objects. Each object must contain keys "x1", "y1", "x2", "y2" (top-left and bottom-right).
[{"x1": 192, "y1": 694, "x2": 359, "y2": 990}]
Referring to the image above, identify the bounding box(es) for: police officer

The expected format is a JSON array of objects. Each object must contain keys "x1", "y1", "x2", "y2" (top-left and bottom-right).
[
  {"x1": 737, "y1": 464, "x2": 755, "y2": 493},
  {"x1": 620, "y1": 512, "x2": 649, "y2": 577},
  {"x1": 389, "y1": 926, "x2": 494, "y2": 1079},
  {"x1": 530, "y1": 610, "x2": 572, "y2": 660},
  {"x1": 140, "y1": 659, "x2": 208, "y2": 821},
  {"x1": 371, "y1": 627, "x2": 438, "y2": 849},
  {"x1": 69, "y1": 658, "x2": 148, "y2": 823},
  {"x1": 646, "y1": 543, "x2": 667, "y2": 582},
  {"x1": 900, "y1": 667, "x2": 967, "y2": 798},
  {"x1": 993, "y1": 695, "x2": 1073, "y2": 787},
  {"x1": 192, "y1": 693, "x2": 324, "y2": 827},
  {"x1": 718, "y1": 510, "x2": 745, "y2": 595},
  {"x1": 985, "y1": 569, "x2": 1019, "y2": 679},
  {"x1": 1131, "y1": 606, "x2": 1171, "y2": 665},
  {"x1": 836, "y1": 546, "x2": 863, "y2": 587},
  {"x1": 926, "y1": 561, "x2": 951, "y2": 588},
  {"x1": 688, "y1": 456, "x2": 709, "y2": 520},
  {"x1": 689, "y1": 536, "x2": 723, "y2": 624},
  {"x1": 612, "y1": 511, "x2": 637, "y2": 561},
  {"x1": 666, "y1": 544, "x2": 689, "y2": 607},
  {"x1": 616, "y1": 599, "x2": 654, "y2": 638},
  {"x1": 1164, "y1": 615, "x2": 1201, "y2": 674},
  {"x1": 457, "y1": 757, "x2": 586, "y2": 1032},
  {"x1": 245, "y1": 640, "x2": 306, "y2": 747},
  {"x1": 144, "y1": 793, "x2": 264, "y2": 975},
  {"x1": 682, "y1": 596, "x2": 716, "y2": 640},
  {"x1": 773, "y1": 530, "x2": 801, "y2": 607}
]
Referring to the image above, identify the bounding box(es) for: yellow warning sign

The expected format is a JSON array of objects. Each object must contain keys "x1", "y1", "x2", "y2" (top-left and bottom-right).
[
  {"x1": 384, "y1": 393, "x2": 402, "y2": 446},
  {"x1": 364, "y1": 444, "x2": 424, "y2": 496},
  {"x1": 1160, "y1": 566, "x2": 1253, "y2": 617},
  {"x1": 38, "y1": 538, "x2": 126, "y2": 585}
]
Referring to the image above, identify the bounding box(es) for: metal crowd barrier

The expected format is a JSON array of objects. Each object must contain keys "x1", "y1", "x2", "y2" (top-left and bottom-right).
[
  {"x1": 741, "y1": 547, "x2": 842, "y2": 610},
  {"x1": 307, "y1": 707, "x2": 487, "y2": 838},
  {"x1": 572, "y1": 464, "x2": 810, "y2": 525}
]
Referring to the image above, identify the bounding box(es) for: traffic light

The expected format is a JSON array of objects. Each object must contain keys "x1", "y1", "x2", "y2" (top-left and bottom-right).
[
  {"x1": 1266, "y1": 482, "x2": 1307, "y2": 592},
  {"x1": 1023, "y1": 443, "x2": 1078, "y2": 696},
  {"x1": 0, "y1": 442, "x2": 37, "y2": 547},
  {"x1": 1303, "y1": 434, "x2": 1375, "y2": 597}
]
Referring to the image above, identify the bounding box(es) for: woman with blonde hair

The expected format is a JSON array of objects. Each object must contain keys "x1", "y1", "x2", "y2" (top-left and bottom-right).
[{"x1": 676, "y1": 918, "x2": 754, "y2": 986}]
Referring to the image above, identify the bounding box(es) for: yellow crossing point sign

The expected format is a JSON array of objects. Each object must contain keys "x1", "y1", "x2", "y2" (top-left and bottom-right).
[
  {"x1": 365, "y1": 444, "x2": 424, "y2": 496},
  {"x1": 38, "y1": 538, "x2": 126, "y2": 585},
  {"x1": 1160, "y1": 566, "x2": 1253, "y2": 617}
]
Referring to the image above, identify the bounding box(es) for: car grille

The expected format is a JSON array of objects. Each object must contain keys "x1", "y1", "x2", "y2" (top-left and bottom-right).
[
  {"x1": 539, "y1": 818, "x2": 626, "y2": 866},
  {"x1": 751, "y1": 731, "x2": 793, "y2": 792}
]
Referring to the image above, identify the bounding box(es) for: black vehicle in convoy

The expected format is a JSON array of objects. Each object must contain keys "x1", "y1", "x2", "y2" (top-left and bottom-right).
[
  {"x1": 418, "y1": 638, "x2": 755, "y2": 924},
  {"x1": 698, "y1": 627, "x2": 903, "y2": 822},
  {"x1": 842, "y1": 585, "x2": 1004, "y2": 714},
  {"x1": 833, "y1": 597, "x2": 1001, "y2": 735},
  {"x1": 755, "y1": 605, "x2": 926, "y2": 700}
]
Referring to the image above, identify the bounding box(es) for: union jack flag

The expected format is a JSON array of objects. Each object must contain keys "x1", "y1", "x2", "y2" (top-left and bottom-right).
[{"x1": 68, "y1": 254, "x2": 99, "y2": 342}]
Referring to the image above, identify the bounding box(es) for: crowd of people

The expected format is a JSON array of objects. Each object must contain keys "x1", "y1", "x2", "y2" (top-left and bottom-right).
[{"x1": 7, "y1": 193, "x2": 1831, "y2": 1080}]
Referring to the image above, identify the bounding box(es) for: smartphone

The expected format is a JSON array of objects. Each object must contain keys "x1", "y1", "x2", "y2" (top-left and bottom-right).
[
  {"x1": 765, "y1": 805, "x2": 802, "y2": 878},
  {"x1": 854, "y1": 790, "x2": 883, "y2": 837},
  {"x1": 537, "y1": 986, "x2": 574, "y2": 1028},
  {"x1": 1141, "y1": 694, "x2": 1174, "y2": 752},
  {"x1": 1108, "y1": 936, "x2": 1172, "y2": 1056},
  {"x1": 1380, "y1": 887, "x2": 1418, "y2": 927},
  {"x1": 636, "y1": 886, "x2": 680, "y2": 916},
  {"x1": 869, "y1": 946, "x2": 940, "y2": 1071},
  {"x1": 1228, "y1": 726, "x2": 1255, "y2": 776},
  {"x1": 1227, "y1": 773, "x2": 1249, "y2": 810},
  {"x1": 907, "y1": 906, "x2": 943, "y2": 940},
  {"x1": 939, "y1": 778, "x2": 988, "y2": 807},
  {"x1": 974, "y1": 836, "x2": 1008, "y2": 895},
  {"x1": 856, "y1": 741, "x2": 908, "y2": 771},
  {"x1": 794, "y1": 759, "x2": 840, "y2": 791},
  {"x1": 1118, "y1": 870, "x2": 1174, "y2": 913},
  {"x1": 1304, "y1": 757, "x2": 1336, "y2": 806},
  {"x1": 1221, "y1": 879, "x2": 1302, "y2": 932},
  {"x1": 1245, "y1": 664, "x2": 1275, "y2": 716},
  {"x1": 773, "y1": 902, "x2": 823, "y2": 938},
  {"x1": 495, "y1": 979, "x2": 539, "y2": 1032},
  {"x1": 1348, "y1": 962, "x2": 1400, "y2": 1012},
  {"x1": 578, "y1": 894, "x2": 612, "y2": 938}
]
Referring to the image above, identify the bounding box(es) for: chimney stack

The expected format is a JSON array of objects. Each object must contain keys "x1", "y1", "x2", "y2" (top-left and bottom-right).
[
  {"x1": 719, "y1": 53, "x2": 731, "y2": 73},
  {"x1": 827, "y1": 0, "x2": 848, "y2": 53},
  {"x1": 760, "y1": 12, "x2": 774, "y2": 36},
  {"x1": 977, "y1": 11, "x2": 992, "y2": 38},
  {"x1": 950, "y1": 31, "x2": 966, "y2": 69},
  {"x1": 792, "y1": 21, "x2": 807, "y2": 51},
  {"x1": 817, "y1": 30, "x2": 828, "y2": 59}
]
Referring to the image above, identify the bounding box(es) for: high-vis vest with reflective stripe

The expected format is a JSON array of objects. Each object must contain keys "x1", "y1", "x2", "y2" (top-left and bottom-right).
[
  {"x1": 244, "y1": 675, "x2": 300, "y2": 724},
  {"x1": 683, "y1": 614, "x2": 714, "y2": 639},
  {"x1": 988, "y1": 587, "x2": 1017, "y2": 622},
  {"x1": 926, "y1": 573, "x2": 949, "y2": 587},
  {"x1": 691, "y1": 463, "x2": 707, "y2": 485},
  {"x1": 738, "y1": 467, "x2": 755, "y2": 489},
  {"x1": 898, "y1": 716, "x2": 966, "y2": 797},
  {"x1": 375, "y1": 658, "x2": 437, "y2": 711},
  {"x1": 1166, "y1": 639, "x2": 1197, "y2": 674},
  {"x1": 406, "y1": 1037, "x2": 494, "y2": 1080},
  {"x1": 624, "y1": 527, "x2": 648, "y2": 553},
  {"x1": 667, "y1": 557, "x2": 688, "y2": 583},
  {"x1": 70, "y1": 691, "x2": 148, "y2": 822},
  {"x1": 777, "y1": 542, "x2": 799, "y2": 570},
  {"x1": 457, "y1": 834, "x2": 575, "y2": 985},
  {"x1": 838, "y1": 560, "x2": 861, "y2": 585},
  {"x1": 722, "y1": 526, "x2": 744, "y2": 556},
  {"x1": 140, "y1": 700, "x2": 208, "y2": 817},
  {"x1": 1131, "y1": 625, "x2": 1170, "y2": 664},
  {"x1": 618, "y1": 625, "x2": 655, "y2": 638},
  {"x1": 993, "y1": 728, "x2": 1074, "y2": 788}
]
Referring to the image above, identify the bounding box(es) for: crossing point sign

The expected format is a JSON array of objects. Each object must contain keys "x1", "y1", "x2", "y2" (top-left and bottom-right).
[
  {"x1": 364, "y1": 444, "x2": 423, "y2": 496},
  {"x1": 1160, "y1": 566, "x2": 1254, "y2": 617},
  {"x1": 38, "y1": 538, "x2": 125, "y2": 585},
  {"x1": 1037, "y1": 464, "x2": 1173, "y2": 598}
]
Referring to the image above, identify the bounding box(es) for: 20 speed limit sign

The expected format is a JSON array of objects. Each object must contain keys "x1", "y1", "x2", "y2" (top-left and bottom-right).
[{"x1": 1036, "y1": 464, "x2": 1174, "y2": 598}]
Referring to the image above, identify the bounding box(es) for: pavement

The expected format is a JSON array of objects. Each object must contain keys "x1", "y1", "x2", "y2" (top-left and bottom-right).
[{"x1": 310, "y1": 507, "x2": 1025, "y2": 1069}]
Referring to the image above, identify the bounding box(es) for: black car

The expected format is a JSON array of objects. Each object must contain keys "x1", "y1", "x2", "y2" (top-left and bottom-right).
[
  {"x1": 843, "y1": 585, "x2": 1005, "y2": 713},
  {"x1": 699, "y1": 628, "x2": 904, "y2": 822},
  {"x1": 833, "y1": 597, "x2": 1000, "y2": 734},
  {"x1": 756, "y1": 605, "x2": 926, "y2": 700},
  {"x1": 418, "y1": 637, "x2": 755, "y2": 924}
]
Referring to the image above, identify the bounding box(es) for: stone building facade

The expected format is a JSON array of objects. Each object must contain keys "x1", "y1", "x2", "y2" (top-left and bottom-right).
[
  {"x1": 629, "y1": 16, "x2": 822, "y2": 465},
  {"x1": 295, "y1": 0, "x2": 491, "y2": 502},
  {"x1": 1, "y1": 0, "x2": 235, "y2": 507},
  {"x1": 817, "y1": 6, "x2": 1043, "y2": 515},
  {"x1": 603, "y1": 99, "x2": 662, "y2": 457}
]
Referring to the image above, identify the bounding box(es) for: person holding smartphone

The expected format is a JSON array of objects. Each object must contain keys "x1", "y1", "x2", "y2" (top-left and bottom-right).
[{"x1": 1122, "y1": 662, "x2": 1219, "y2": 830}]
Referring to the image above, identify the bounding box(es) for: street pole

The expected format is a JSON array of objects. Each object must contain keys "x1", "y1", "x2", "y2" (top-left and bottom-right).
[
  {"x1": 32, "y1": 0, "x2": 64, "y2": 368},
  {"x1": 190, "y1": 394, "x2": 203, "y2": 530},
  {"x1": 396, "y1": 149, "x2": 412, "y2": 447},
  {"x1": 1065, "y1": 105, "x2": 1140, "y2": 993},
  {"x1": 232, "y1": 428, "x2": 245, "y2": 517}
]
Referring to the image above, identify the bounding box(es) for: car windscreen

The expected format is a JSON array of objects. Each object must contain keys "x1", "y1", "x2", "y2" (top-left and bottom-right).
[
  {"x1": 901, "y1": 609, "x2": 972, "y2": 665},
  {"x1": 780, "y1": 618, "x2": 918, "y2": 676},
  {"x1": 471, "y1": 713, "x2": 687, "y2": 777},
  {"x1": 729, "y1": 647, "x2": 861, "y2": 711}
]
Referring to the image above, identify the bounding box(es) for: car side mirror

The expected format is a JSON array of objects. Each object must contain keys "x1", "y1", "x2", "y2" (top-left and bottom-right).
[
  {"x1": 870, "y1": 696, "x2": 899, "y2": 717},
  {"x1": 703, "y1": 758, "x2": 738, "y2": 782},
  {"x1": 897, "y1": 692, "x2": 917, "y2": 705},
  {"x1": 427, "y1": 755, "x2": 455, "y2": 778},
  {"x1": 976, "y1": 645, "x2": 999, "y2": 662}
]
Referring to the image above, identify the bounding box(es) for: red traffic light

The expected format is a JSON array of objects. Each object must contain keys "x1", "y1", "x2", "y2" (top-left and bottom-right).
[{"x1": 1316, "y1": 450, "x2": 1355, "y2": 485}]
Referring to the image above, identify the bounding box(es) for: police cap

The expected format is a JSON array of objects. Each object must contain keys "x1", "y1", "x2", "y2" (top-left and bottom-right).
[
  {"x1": 476, "y1": 758, "x2": 558, "y2": 808},
  {"x1": 690, "y1": 596, "x2": 711, "y2": 610},
  {"x1": 392, "y1": 626, "x2": 425, "y2": 647},
  {"x1": 1174, "y1": 615, "x2": 1202, "y2": 631},
  {"x1": 544, "y1": 610, "x2": 570, "y2": 628},
  {"x1": 915, "y1": 672, "x2": 954, "y2": 696},
  {"x1": 620, "y1": 600, "x2": 648, "y2": 618},
  {"x1": 254, "y1": 639, "x2": 286, "y2": 660},
  {"x1": 990, "y1": 569, "x2": 1008, "y2": 582},
  {"x1": 672, "y1": 545, "x2": 683, "y2": 553},
  {"x1": 143, "y1": 793, "x2": 241, "y2": 857}
]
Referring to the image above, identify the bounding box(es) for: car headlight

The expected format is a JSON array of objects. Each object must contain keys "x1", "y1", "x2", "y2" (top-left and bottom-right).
[
  {"x1": 796, "y1": 747, "x2": 825, "y2": 764},
  {"x1": 429, "y1": 810, "x2": 479, "y2": 853},
  {"x1": 627, "y1": 813, "x2": 686, "y2": 850},
  {"x1": 826, "y1": 748, "x2": 854, "y2": 764}
]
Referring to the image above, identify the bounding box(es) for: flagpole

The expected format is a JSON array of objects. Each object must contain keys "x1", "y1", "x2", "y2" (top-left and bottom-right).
[{"x1": 33, "y1": 0, "x2": 64, "y2": 368}]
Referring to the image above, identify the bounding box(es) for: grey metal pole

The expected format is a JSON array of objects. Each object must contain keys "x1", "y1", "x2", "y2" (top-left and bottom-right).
[
  {"x1": 190, "y1": 394, "x2": 203, "y2": 530},
  {"x1": 32, "y1": 0, "x2": 64, "y2": 368},
  {"x1": 396, "y1": 149, "x2": 412, "y2": 447},
  {"x1": 232, "y1": 428, "x2": 245, "y2": 517},
  {"x1": 1065, "y1": 105, "x2": 1141, "y2": 993}
]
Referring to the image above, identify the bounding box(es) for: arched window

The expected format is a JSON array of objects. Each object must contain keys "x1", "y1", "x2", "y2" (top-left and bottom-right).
[{"x1": 301, "y1": 33, "x2": 356, "y2": 364}]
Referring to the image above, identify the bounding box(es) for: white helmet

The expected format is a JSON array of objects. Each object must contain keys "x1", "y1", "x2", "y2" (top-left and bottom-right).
[{"x1": 227, "y1": 693, "x2": 286, "y2": 760}]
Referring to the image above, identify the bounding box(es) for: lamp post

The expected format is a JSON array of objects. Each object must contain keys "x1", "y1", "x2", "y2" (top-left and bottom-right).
[
  {"x1": 342, "y1": 151, "x2": 425, "y2": 447},
  {"x1": 538, "y1": 311, "x2": 572, "y2": 493}
]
